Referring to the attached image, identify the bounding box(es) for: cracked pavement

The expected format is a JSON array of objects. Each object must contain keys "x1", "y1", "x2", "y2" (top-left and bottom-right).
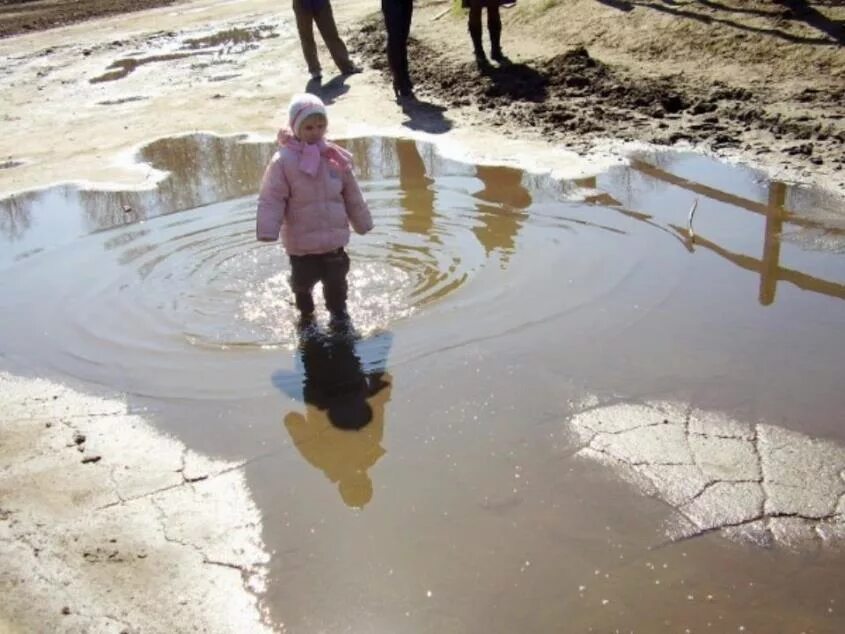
[
  {"x1": 568, "y1": 400, "x2": 845, "y2": 548},
  {"x1": 0, "y1": 372, "x2": 271, "y2": 633}
]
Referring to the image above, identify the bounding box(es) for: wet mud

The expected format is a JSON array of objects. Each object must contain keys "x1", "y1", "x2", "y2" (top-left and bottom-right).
[
  {"x1": 89, "y1": 24, "x2": 277, "y2": 83},
  {"x1": 350, "y1": 17, "x2": 845, "y2": 186},
  {"x1": 2, "y1": 134, "x2": 845, "y2": 632}
]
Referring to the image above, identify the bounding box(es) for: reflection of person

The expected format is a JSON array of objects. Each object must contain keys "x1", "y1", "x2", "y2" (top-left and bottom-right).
[
  {"x1": 292, "y1": 0, "x2": 361, "y2": 81},
  {"x1": 471, "y1": 165, "x2": 530, "y2": 266},
  {"x1": 462, "y1": 0, "x2": 509, "y2": 67},
  {"x1": 257, "y1": 94, "x2": 373, "y2": 327},
  {"x1": 282, "y1": 328, "x2": 392, "y2": 508},
  {"x1": 381, "y1": 0, "x2": 414, "y2": 99},
  {"x1": 396, "y1": 139, "x2": 435, "y2": 237}
]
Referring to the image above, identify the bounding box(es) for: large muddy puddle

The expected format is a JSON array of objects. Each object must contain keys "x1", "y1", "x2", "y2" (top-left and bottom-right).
[{"x1": 2, "y1": 135, "x2": 844, "y2": 632}]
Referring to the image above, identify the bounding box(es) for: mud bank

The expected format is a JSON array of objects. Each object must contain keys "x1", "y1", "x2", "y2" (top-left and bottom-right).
[{"x1": 351, "y1": 11, "x2": 845, "y2": 194}]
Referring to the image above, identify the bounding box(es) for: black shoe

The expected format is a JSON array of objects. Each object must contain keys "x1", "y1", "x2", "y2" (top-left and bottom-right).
[
  {"x1": 491, "y1": 48, "x2": 510, "y2": 64},
  {"x1": 474, "y1": 50, "x2": 491, "y2": 70},
  {"x1": 341, "y1": 64, "x2": 362, "y2": 76},
  {"x1": 297, "y1": 312, "x2": 316, "y2": 333},
  {"x1": 393, "y1": 79, "x2": 415, "y2": 102},
  {"x1": 328, "y1": 311, "x2": 353, "y2": 333},
  {"x1": 400, "y1": 77, "x2": 414, "y2": 96}
]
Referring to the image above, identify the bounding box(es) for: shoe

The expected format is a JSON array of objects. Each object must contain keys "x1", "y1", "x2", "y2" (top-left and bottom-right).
[
  {"x1": 474, "y1": 50, "x2": 491, "y2": 70},
  {"x1": 296, "y1": 312, "x2": 316, "y2": 333},
  {"x1": 491, "y1": 48, "x2": 510, "y2": 64},
  {"x1": 309, "y1": 70, "x2": 322, "y2": 81},
  {"x1": 392, "y1": 78, "x2": 415, "y2": 101},
  {"x1": 328, "y1": 310, "x2": 352, "y2": 333},
  {"x1": 340, "y1": 64, "x2": 362, "y2": 76}
]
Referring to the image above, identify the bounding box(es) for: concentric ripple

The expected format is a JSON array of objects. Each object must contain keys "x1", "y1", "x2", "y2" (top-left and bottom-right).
[
  {"x1": 0, "y1": 136, "x2": 593, "y2": 397},
  {"x1": 2, "y1": 135, "x2": 843, "y2": 400}
]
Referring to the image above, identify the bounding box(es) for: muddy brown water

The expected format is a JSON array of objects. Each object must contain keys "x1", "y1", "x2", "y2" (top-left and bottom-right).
[{"x1": 1, "y1": 135, "x2": 844, "y2": 632}]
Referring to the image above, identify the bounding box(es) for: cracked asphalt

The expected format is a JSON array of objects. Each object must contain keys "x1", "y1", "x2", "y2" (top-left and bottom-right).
[
  {"x1": 0, "y1": 373, "x2": 270, "y2": 633},
  {"x1": 569, "y1": 401, "x2": 845, "y2": 548}
]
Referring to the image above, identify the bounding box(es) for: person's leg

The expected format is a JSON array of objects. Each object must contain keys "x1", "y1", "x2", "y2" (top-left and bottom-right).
[
  {"x1": 486, "y1": 0, "x2": 505, "y2": 62},
  {"x1": 467, "y1": 0, "x2": 487, "y2": 66},
  {"x1": 381, "y1": 0, "x2": 402, "y2": 95},
  {"x1": 289, "y1": 254, "x2": 320, "y2": 318},
  {"x1": 292, "y1": 0, "x2": 321, "y2": 77},
  {"x1": 321, "y1": 248, "x2": 350, "y2": 319},
  {"x1": 398, "y1": 0, "x2": 414, "y2": 92},
  {"x1": 313, "y1": 0, "x2": 357, "y2": 74}
]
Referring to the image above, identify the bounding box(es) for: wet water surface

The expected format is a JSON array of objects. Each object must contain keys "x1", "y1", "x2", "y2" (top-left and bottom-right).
[
  {"x1": 89, "y1": 25, "x2": 278, "y2": 83},
  {"x1": 1, "y1": 135, "x2": 844, "y2": 632}
]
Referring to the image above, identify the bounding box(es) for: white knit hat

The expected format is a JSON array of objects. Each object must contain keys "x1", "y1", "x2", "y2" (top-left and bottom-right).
[{"x1": 288, "y1": 93, "x2": 328, "y2": 138}]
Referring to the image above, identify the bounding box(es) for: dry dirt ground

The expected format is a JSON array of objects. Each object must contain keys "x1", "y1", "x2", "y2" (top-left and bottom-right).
[{"x1": 1, "y1": 0, "x2": 843, "y2": 191}]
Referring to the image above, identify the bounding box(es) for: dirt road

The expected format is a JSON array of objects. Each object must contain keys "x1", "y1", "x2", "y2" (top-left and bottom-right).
[
  {"x1": 0, "y1": 0, "x2": 176, "y2": 37},
  {"x1": 353, "y1": 0, "x2": 845, "y2": 192},
  {"x1": 2, "y1": 0, "x2": 843, "y2": 194}
]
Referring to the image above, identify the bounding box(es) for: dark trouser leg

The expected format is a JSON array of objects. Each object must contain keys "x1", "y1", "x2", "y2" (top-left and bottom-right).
[
  {"x1": 382, "y1": 0, "x2": 401, "y2": 93},
  {"x1": 321, "y1": 249, "x2": 350, "y2": 317},
  {"x1": 382, "y1": 0, "x2": 412, "y2": 95},
  {"x1": 313, "y1": 0, "x2": 354, "y2": 73},
  {"x1": 468, "y1": 1, "x2": 486, "y2": 63},
  {"x1": 487, "y1": 0, "x2": 504, "y2": 60},
  {"x1": 292, "y1": 0, "x2": 321, "y2": 75},
  {"x1": 399, "y1": 0, "x2": 414, "y2": 91},
  {"x1": 289, "y1": 254, "x2": 320, "y2": 316}
]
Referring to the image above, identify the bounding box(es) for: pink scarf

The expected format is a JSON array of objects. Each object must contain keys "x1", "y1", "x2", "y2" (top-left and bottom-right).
[{"x1": 277, "y1": 128, "x2": 353, "y2": 177}]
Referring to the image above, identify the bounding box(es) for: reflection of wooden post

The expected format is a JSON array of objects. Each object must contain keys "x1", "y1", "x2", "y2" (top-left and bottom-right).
[
  {"x1": 575, "y1": 176, "x2": 622, "y2": 207},
  {"x1": 759, "y1": 181, "x2": 786, "y2": 306},
  {"x1": 629, "y1": 159, "x2": 842, "y2": 235}
]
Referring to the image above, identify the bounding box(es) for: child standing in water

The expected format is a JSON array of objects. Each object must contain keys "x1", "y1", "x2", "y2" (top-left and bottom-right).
[{"x1": 257, "y1": 93, "x2": 373, "y2": 327}]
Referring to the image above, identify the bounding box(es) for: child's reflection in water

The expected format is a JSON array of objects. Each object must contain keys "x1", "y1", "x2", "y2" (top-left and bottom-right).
[{"x1": 274, "y1": 326, "x2": 392, "y2": 508}]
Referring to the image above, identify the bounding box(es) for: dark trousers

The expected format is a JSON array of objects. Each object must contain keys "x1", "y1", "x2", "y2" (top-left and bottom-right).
[
  {"x1": 467, "y1": 0, "x2": 502, "y2": 55},
  {"x1": 381, "y1": 0, "x2": 414, "y2": 93},
  {"x1": 289, "y1": 248, "x2": 350, "y2": 315},
  {"x1": 292, "y1": 0, "x2": 354, "y2": 75}
]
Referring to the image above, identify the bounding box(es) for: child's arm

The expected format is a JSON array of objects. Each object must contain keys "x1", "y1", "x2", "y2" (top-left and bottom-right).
[
  {"x1": 341, "y1": 170, "x2": 374, "y2": 235},
  {"x1": 256, "y1": 156, "x2": 290, "y2": 242}
]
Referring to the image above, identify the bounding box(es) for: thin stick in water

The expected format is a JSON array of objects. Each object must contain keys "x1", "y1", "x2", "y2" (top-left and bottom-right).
[{"x1": 687, "y1": 198, "x2": 699, "y2": 241}]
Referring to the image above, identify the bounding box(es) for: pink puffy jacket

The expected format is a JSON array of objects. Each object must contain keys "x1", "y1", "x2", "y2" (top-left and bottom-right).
[{"x1": 256, "y1": 146, "x2": 373, "y2": 255}]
